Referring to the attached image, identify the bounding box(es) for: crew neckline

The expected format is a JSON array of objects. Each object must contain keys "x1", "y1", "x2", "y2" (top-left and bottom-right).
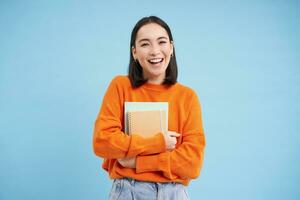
[{"x1": 141, "y1": 82, "x2": 178, "y2": 92}]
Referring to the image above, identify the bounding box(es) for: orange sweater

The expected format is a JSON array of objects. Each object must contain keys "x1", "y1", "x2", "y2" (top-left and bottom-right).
[{"x1": 93, "y1": 75, "x2": 205, "y2": 186}]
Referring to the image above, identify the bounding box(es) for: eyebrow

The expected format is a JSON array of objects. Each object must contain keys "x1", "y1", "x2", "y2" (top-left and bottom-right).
[{"x1": 138, "y1": 36, "x2": 168, "y2": 43}]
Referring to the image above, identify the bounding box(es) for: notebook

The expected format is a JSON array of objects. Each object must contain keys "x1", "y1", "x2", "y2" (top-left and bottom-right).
[
  {"x1": 124, "y1": 102, "x2": 168, "y2": 136},
  {"x1": 127, "y1": 110, "x2": 167, "y2": 137}
]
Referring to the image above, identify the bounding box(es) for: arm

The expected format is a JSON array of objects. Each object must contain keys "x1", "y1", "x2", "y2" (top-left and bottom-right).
[
  {"x1": 93, "y1": 77, "x2": 166, "y2": 159},
  {"x1": 135, "y1": 94, "x2": 206, "y2": 180},
  {"x1": 117, "y1": 131, "x2": 180, "y2": 168}
]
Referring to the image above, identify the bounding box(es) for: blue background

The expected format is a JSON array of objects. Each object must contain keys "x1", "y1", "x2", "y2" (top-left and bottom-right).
[{"x1": 1, "y1": 0, "x2": 299, "y2": 199}]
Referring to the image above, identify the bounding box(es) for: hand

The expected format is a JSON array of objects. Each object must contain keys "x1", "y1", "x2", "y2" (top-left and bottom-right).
[
  {"x1": 117, "y1": 157, "x2": 136, "y2": 168},
  {"x1": 163, "y1": 131, "x2": 180, "y2": 150}
]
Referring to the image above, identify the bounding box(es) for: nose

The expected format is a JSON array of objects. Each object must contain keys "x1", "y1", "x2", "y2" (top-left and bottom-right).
[{"x1": 149, "y1": 43, "x2": 160, "y2": 56}]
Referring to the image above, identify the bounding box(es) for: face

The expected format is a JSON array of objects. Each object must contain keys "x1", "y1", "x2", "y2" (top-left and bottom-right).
[{"x1": 132, "y1": 23, "x2": 173, "y2": 84}]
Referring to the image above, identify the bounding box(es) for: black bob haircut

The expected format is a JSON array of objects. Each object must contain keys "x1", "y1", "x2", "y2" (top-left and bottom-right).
[{"x1": 128, "y1": 16, "x2": 178, "y2": 88}]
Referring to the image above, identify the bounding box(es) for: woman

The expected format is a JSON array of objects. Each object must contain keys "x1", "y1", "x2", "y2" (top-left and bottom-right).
[{"x1": 93, "y1": 16, "x2": 206, "y2": 200}]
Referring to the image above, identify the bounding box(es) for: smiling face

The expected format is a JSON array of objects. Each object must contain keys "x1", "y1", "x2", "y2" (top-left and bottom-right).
[{"x1": 132, "y1": 23, "x2": 174, "y2": 84}]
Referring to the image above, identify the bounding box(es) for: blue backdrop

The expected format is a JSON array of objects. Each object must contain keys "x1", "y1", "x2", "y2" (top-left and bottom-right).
[{"x1": 1, "y1": 1, "x2": 299, "y2": 199}]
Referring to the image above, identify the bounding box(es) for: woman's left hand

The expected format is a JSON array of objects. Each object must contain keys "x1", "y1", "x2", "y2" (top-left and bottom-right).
[{"x1": 117, "y1": 157, "x2": 136, "y2": 168}]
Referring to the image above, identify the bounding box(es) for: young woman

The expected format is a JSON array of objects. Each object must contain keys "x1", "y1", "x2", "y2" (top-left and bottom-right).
[{"x1": 93, "y1": 16, "x2": 206, "y2": 200}]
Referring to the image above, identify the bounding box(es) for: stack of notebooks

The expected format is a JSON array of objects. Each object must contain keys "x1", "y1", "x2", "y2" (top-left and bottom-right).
[{"x1": 124, "y1": 102, "x2": 168, "y2": 137}]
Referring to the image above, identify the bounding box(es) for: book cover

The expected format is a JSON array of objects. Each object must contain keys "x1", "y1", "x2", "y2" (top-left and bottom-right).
[
  {"x1": 128, "y1": 110, "x2": 167, "y2": 137},
  {"x1": 124, "y1": 102, "x2": 168, "y2": 135}
]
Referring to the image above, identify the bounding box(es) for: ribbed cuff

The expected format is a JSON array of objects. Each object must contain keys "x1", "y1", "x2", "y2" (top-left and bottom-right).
[
  {"x1": 136, "y1": 152, "x2": 169, "y2": 173},
  {"x1": 126, "y1": 133, "x2": 166, "y2": 157},
  {"x1": 141, "y1": 132, "x2": 166, "y2": 155}
]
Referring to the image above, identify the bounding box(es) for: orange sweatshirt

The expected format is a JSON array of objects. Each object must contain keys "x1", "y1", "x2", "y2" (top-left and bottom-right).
[{"x1": 93, "y1": 75, "x2": 205, "y2": 186}]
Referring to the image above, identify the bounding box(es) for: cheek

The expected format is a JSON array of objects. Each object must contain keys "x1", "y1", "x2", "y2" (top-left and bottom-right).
[
  {"x1": 162, "y1": 46, "x2": 172, "y2": 55},
  {"x1": 137, "y1": 50, "x2": 148, "y2": 60}
]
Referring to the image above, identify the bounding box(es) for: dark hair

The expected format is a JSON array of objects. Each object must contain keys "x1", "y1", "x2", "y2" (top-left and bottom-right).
[{"x1": 128, "y1": 16, "x2": 178, "y2": 88}]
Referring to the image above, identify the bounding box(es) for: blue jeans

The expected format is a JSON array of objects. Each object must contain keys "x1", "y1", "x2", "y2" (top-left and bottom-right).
[{"x1": 108, "y1": 178, "x2": 190, "y2": 200}]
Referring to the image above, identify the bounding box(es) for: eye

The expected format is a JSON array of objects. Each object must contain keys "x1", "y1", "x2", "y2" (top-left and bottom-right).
[
  {"x1": 159, "y1": 41, "x2": 167, "y2": 44},
  {"x1": 141, "y1": 43, "x2": 149, "y2": 47}
]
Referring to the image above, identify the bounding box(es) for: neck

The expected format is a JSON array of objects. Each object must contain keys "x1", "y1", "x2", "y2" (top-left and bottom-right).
[
  {"x1": 147, "y1": 78, "x2": 164, "y2": 85},
  {"x1": 144, "y1": 73, "x2": 165, "y2": 85}
]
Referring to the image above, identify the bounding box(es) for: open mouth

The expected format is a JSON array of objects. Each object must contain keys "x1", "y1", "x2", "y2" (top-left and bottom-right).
[{"x1": 148, "y1": 58, "x2": 164, "y2": 64}]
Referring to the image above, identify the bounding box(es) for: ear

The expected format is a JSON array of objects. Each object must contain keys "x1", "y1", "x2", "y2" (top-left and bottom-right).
[
  {"x1": 132, "y1": 46, "x2": 137, "y2": 60},
  {"x1": 170, "y1": 41, "x2": 174, "y2": 56}
]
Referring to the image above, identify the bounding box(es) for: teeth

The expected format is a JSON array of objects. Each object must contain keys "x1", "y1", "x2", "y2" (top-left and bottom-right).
[{"x1": 149, "y1": 58, "x2": 163, "y2": 63}]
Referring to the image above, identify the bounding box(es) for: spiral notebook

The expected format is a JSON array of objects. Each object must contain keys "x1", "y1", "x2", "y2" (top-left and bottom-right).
[
  {"x1": 124, "y1": 102, "x2": 168, "y2": 137},
  {"x1": 127, "y1": 110, "x2": 167, "y2": 137}
]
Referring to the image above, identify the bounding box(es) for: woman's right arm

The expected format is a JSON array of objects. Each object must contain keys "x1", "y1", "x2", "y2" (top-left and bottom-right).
[{"x1": 93, "y1": 77, "x2": 166, "y2": 159}]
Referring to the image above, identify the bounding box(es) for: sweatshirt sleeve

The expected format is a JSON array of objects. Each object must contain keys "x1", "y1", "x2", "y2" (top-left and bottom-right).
[
  {"x1": 93, "y1": 77, "x2": 166, "y2": 159},
  {"x1": 135, "y1": 93, "x2": 206, "y2": 180}
]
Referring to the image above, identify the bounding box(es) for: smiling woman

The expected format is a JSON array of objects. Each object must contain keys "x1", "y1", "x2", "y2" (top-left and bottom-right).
[
  {"x1": 93, "y1": 16, "x2": 206, "y2": 200},
  {"x1": 128, "y1": 16, "x2": 178, "y2": 88},
  {"x1": 132, "y1": 23, "x2": 174, "y2": 85}
]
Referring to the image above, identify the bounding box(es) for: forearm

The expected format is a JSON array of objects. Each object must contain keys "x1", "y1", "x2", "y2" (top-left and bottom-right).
[
  {"x1": 93, "y1": 119, "x2": 166, "y2": 159},
  {"x1": 135, "y1": 133, "x2": 206, "y2": 180}
]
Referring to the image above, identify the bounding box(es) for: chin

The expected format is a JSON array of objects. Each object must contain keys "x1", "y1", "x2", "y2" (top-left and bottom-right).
[{"x1": 149, "y1": 69, "x2": 166, "y2": 76}]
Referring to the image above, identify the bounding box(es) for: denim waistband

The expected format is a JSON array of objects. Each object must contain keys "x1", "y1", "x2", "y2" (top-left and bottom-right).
[{"x1": 110, "y1": 177, "x2": 189, "y2": 200}]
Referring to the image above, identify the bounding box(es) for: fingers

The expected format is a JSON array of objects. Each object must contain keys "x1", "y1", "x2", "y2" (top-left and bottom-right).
[
  {"x1": 168, "y1": 131, "x2": 181, "y2": 137},
  {"x1": 163, "y1": 131, "x2": 181, "y2": 150},
  {"x1": 168, "y1": 136, "x2": 178, "y2": 150}
]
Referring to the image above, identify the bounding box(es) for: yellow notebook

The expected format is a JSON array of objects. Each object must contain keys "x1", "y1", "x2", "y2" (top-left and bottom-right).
[
  {"x1": 124, "y1": 102, "x2": 168, "y2": 135},
  {"x1": 127, "y1": 110, "x2": 167, "y2": 137}
]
